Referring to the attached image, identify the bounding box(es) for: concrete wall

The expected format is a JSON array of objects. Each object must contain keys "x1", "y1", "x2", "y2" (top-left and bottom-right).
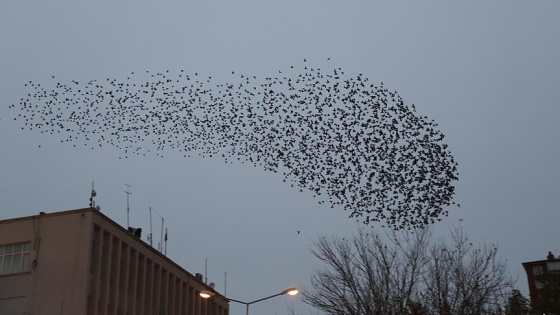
[
  {"x1": 0, "y1": 208, "x2": 229, "y2": 315},
  {"x1": 0, "y1": 210, "x2": 91, "y2": 315}
]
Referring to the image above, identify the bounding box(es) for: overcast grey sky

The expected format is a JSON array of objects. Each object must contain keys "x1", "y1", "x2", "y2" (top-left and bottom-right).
[{"x1": 1, "y1": 1, "x2": 559, "y2": 314}]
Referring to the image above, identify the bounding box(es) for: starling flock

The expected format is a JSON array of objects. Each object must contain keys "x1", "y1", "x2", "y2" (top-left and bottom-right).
[{"x1": 10, "y1": 61, "x2": 459, "y2": 229}]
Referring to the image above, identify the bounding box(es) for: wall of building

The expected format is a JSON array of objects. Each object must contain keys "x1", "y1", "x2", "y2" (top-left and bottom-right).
[
  {"x1": 0, "y1": 211, "x2": 91, "y2": 314},
  {"x1": 523, "y1": 254, "x2": 560, "y2": 314},
  {"x1": 88, "y1": 212, "x2": 228, "y2": 315},
  {"x1": 0, "y1": 208, "x2": 228, "y2": 315}
]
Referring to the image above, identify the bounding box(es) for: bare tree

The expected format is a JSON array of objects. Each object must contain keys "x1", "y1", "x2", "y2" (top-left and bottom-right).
[
  {"x1": 303, "y1": 226, "x2": 514, "y2": 315},
  {"x1": 303, "y1": 228, "x2": 431, "y2": 315},
  {"x1": 421, "y1": 226, "x2": 513, "y2": 314}
]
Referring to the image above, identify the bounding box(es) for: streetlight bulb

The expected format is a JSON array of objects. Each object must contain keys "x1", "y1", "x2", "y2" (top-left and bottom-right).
[
  {"x1": 200, "y1": 290, "x2": 215, "y2": 299},
  {"x1": 283, "y1": 287, "x2": 299, "y2": 296}
]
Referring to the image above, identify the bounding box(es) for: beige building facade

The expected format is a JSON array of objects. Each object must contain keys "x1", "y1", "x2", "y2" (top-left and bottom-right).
[{"x1": 0, "y1": 208, "x2": 228, "y2": 315}]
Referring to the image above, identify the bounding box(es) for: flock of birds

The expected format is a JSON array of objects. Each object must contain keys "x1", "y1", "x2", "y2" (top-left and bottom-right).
[{"x1": 10, "y1": 60, "x2": 459, "y2": 229}]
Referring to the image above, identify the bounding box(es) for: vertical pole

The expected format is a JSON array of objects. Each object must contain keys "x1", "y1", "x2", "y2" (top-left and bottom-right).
[
  {"x1": 164, "y1": 228, "x2": 168, "y2": 256},
  {"x1": 124, "y1": 184, "x2": 132, "y2": 228},
  {"x1": 90, "y1": 181, "x2": 96, "y2": 208},
  {"x1": 160, "y1": 218, "x2": 164, "y2": 253},
  {"x1": 149, "y1": 207, "x2": 153, "y2": 247},
  {"x1": 246, "y1": 304, "x2": 249, "y2": 315}
]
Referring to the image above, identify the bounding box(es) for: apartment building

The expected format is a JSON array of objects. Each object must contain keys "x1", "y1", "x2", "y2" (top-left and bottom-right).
[{"x1": 522, "y1": 251, "x2": 560, "y2": 314}]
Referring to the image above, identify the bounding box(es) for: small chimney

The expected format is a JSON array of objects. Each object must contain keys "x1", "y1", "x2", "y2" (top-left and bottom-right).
[
  {"x1": 195, "y1": 273, "x2": 203, "y2": 281},
  {"x1": 547, "y1": 251, "x2": 554, "y2": 261}
]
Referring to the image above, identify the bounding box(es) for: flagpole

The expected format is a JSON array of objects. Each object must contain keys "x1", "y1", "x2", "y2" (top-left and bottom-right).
[{"x1": 164, "y1": 228, "x2": 168, "y2": 256}]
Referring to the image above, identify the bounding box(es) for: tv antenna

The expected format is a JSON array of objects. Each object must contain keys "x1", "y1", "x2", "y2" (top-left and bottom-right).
[
  {"x1": 164, "y1": 227, "x2": 168, "y2": 256},
  {"x1": 148, "y1": 207, "x2": 153, "y2": 247},
  {"x1": 89, "y1": 181, "x2": 97, "y2": 208},
  {"x1": 124, "y1": 184, "x2": 132, "y2": 228},
  {"x1": 150, "y1": 207, "x2": 165, "y2": 253}
]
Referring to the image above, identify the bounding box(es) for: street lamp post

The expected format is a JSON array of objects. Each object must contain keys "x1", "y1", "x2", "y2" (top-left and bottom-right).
[{"x1": 200, "y1": 287, "x2": 298, "y2": 315}]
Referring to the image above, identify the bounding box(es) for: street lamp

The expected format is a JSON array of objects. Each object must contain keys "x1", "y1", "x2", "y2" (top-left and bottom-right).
[
  {"x1": 199, "y1": 290, "x2": 215, "y2": 299},
  {"x1": 200, "y1": 287, "x2": 299, "y2": 315}
]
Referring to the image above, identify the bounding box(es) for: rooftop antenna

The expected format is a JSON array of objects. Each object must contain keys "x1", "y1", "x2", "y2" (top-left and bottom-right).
[
  {"x1": 204, "y1": 259, "x2": 216, "y2": 290},
  {"x1": 151, "y1": 208, "x2": 165, "y2": 253},
  {"x1": 164, "y1": 227, "x2": 168, "y2": 256},
  {"x1": 89, "y1": 181, "x2": 97, "y2": 208},
  {"x1": 124, "y1": 184, "x2": 132, "y2": 228},
  {"x1": 148, "y1": 207, "x2": 153, "y2": 247},
  {"x1": 160, "y1": 215, "x2": 164, "y2": 253}
]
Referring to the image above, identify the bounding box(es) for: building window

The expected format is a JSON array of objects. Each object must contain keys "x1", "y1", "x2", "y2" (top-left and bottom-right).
[
  {"x1": 534, "y1": 281, "x2": 545, "y2": 290},
  {"x1": 0, "y1": 242, "x2": 31, "y2": 276},
  {"x1": 546, "y1": 261, "x2": 560, "y2": 273},
  {"x1": 533, "y1": 265, "x2": 543, "y2": 275}
]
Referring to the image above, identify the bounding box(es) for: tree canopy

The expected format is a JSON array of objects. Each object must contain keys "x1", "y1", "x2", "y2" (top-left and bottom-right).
[{"x1": 304, "y1": 226, "x2": 515, "y2": 315}]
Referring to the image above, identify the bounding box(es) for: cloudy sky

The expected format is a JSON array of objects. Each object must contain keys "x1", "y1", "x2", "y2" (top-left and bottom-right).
[{"x1": 1, "y1": 1, "x2": 559, "y2": 314}]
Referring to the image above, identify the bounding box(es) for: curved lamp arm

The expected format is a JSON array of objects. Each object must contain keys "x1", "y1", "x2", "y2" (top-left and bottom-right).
[{"x1": 201, "y1": 287, "x2": 299, "y2": 315}]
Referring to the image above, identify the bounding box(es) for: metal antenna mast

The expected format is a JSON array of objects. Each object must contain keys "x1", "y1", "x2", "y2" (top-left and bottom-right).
[
  {"x1": 148, "y1": 207, "x2": 153, "y2": 247},
  {"x1": 124, "y1": 184, "x2": 132, "y2": 228},
  {"x1": 151, "y1": 208, "x2": 165, "y2": 253},
  {"x1": 160, "y1": 219, "x2": 164, "y2": 252},
  {"x1": 164, "y1": 227, "x2": 168, "y2": 256},
  {"x1": 89, "y1": 181, "x2": 97, "y2": 208}
]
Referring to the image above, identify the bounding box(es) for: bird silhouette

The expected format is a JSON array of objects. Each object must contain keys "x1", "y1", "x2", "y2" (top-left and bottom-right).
[{"x1": 11, "y1": 60, "x2": 459, "y2": 229}]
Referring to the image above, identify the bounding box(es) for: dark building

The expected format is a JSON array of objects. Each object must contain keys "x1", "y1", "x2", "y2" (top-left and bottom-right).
[{"x1": 522, "y1": 252, "x2": 560, "y2": 314}]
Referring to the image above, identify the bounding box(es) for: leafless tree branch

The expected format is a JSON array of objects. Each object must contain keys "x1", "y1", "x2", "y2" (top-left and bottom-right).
[{"x1": 303, "y1": 226, "x2": 514, "y2": 315}]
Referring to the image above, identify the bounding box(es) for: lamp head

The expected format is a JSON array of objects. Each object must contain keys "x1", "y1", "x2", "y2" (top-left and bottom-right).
[
  {"x1": 282, "y1": 287, "x2": 299, "y2": 296},
  {"x1": 199, "y1": 290, "x2": 215, "y2": 299}
]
